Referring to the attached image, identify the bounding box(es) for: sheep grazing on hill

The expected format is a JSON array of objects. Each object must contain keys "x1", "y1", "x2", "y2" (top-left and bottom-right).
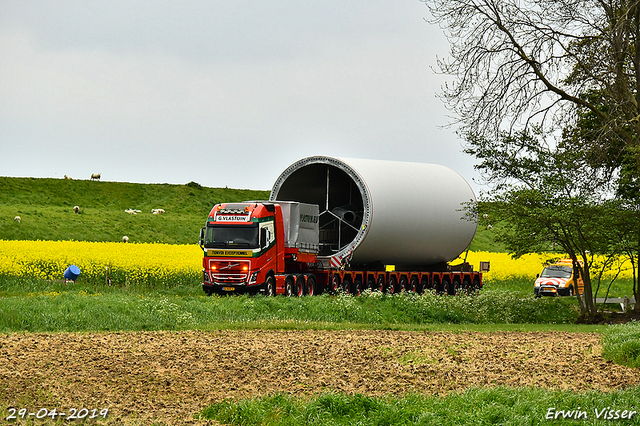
[
  {"x1": 64, "y1": 175, "x2": 73, "y2": 180},
  {"x1": 90, "y1": 173, "x2": 101, "y2": 181},
  {"x1": 125, "y1": 209, "x2": 141, "y2": 215},
  {"x1": 73, "y1": 206, "x2": 80, "y2": 214},
  {"x1": 122, "y1": 236, "x2": 129, "y2": 243},
  {"x1": 151, "y1": 208, "x2": 165, "y2": 214},
  {"x1": 14, "y1": 216, "x2": 21, "y2": 223}
]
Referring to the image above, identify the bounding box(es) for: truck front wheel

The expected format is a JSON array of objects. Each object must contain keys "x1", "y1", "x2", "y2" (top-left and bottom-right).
[{"x1": 264, "y1": 276, "x2": 275, "y2": 297}]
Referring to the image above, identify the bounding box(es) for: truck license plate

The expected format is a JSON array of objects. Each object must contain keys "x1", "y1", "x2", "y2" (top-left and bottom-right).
[{"x1": 222, "y1": 287, "x2": 235, "y2": 291}]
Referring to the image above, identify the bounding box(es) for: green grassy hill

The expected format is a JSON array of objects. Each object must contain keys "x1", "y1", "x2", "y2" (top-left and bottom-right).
[
  {"x1": 0, "y1": 177, "x2": 269, "y2": 244},
  {"x1": 0, "y1": 176, "x2": 500, "y2": 249}
]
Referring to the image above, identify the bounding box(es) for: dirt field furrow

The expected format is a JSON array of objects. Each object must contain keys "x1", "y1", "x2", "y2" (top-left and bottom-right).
[{"x1": 1, "y1": 330, "x2": 638, "y2": 425}]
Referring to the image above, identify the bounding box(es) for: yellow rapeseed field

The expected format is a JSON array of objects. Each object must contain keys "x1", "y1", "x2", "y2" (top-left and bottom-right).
[
  {"x1": 0, "y1": 240, "x2": 633, "y2": 284},
  {"x1": 0, "y1": 240, "x2": 202, "y2": 285},
  {"x1": 463, "y1": 251, "x2": 634, "y2": 281}
]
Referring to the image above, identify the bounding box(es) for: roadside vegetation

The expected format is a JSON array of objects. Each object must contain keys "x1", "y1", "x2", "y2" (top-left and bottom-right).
[
  {"x1": 199, "y1": 387, "x2": 640, "y2": 426},
  {"x1": 602, "y1": 320, "x2": 640, "y2": 369},
  {"x1": 2, "y1": 274, "x2": 636, "y2": 333}
]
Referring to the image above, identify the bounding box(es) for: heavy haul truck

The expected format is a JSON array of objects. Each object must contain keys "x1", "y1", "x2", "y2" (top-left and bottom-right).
[{"x1": 199, "y1": 156, "x2": 487, "y2": 296}]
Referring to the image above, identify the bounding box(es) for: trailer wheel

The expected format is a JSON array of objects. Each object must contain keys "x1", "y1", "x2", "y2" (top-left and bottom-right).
[
  {"x1": 462, "y1": 279, "x2": 471, "y2": 295},
  {"x1": 306, "y1": 275, "x2": 316, "y2": 296},
  {"x1": 472, "y1": 278, "x2": 480, "y2": 295},
  {"x1": 451, "y1": 278, "x2": 461, "y2": 296},
  {"x1": 330, "y1": 274, "x2": 341, "y2": 294},
  {"x1": 342, "y1": 276, "x2": 353, "y2": 294},
  {"x1": 284, "y1": 277, "x2": 294, "y2": 297},
  {"x1": 295, "y1": 275, "x2": 305, "y2": 297},
  {"x1": 432, "y1": 278, "x2": 440, "y2": 295},
  {"x1": 353, "y1": 278, "x2": 363, "y2": 296},
  {"x1": 376, "y1": 275, "x2": 385, "y2": 292},
  {"x1": 367, "y1": 276, "x2": 376, "y2": 291},
  {"x1": 398, "y1": 276, "x2": 408, "y2": 293},
  {"x1": 264, "y1": 275, "x2": 275, "y2": 297},
  {"x1": 418, "y1": 277, "x2": 428, "y2": 294},
  {"x1": 387, "y1": 275, "x2": 398, "y2": 294},
  {"x1": 409, "y1": 276, "x2": 418, "y2": 293},
  {"x1": 441, "y1": 278, "x2": 451, "y2": 295}
]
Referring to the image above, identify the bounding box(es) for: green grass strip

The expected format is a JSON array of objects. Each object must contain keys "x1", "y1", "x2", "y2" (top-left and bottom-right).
[
  {"x1": 0, "y1": 287, "x2": 582, "y2": 333},
  {"x1": 198, "y1": 387, "x2": 640, "y2": 425},
  {"x1": 602, "y1": 321, "x2": 640, "y2": 368}
]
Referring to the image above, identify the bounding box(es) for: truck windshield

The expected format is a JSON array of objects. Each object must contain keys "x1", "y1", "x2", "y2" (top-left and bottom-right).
[
  {"x1": 540, "y1": 265, "x2": 572, "y2": 278},
  {"x1": 204, "y1": 224, "x2": 259, "y2": 249}
]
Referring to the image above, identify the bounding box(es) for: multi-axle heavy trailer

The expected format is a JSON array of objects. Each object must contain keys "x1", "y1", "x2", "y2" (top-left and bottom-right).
[{"x1": 199, "y1": 156, "x2": 487, "y2": 296}]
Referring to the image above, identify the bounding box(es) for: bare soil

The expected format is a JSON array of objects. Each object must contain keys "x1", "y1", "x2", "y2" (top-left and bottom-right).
[{"x1": 1, "y1": 330, "x2": 638, "y2": 425}]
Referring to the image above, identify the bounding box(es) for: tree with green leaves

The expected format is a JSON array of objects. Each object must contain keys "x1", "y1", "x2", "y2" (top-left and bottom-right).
[
  {"x1": 467, "y1": 129, "x2": 634, "y2": 315},
  {"x1": 423, "y1": 0, "x2": 640, "y2": 314}
]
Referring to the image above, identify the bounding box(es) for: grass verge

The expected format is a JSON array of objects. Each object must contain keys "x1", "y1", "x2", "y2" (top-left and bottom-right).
[
  {"x1": 0, "y1": 276, "x2": 584, "y2": 333},
  {"x1": 198, "y1": 387, "x2": 640, "y2": 425},
  {"x1": 602, "y1": 320, "x2": 640, "y2": 368}
]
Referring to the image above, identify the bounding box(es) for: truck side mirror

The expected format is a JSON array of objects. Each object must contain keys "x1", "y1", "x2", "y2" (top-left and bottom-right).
[
  {"x1": 199, "y1": 228, "x2": 205, "y2": 250},
  {"x1": 261, "y1": 228, "x2": 269, "y2": 249}
]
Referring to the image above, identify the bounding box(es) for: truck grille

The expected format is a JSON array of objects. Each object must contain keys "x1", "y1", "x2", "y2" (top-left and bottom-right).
[{"x1": 211, "y1": 273, "x2": 248, "y2": 285}]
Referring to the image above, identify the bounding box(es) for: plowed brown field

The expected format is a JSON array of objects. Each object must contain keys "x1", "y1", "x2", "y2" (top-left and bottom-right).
[{"x1": 1, "y1": 330, "x2": 638, "y2": 425}]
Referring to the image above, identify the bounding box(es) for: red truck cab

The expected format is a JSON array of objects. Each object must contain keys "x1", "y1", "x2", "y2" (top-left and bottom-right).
[{"x1": 199, "y1": 201, "x2": 319, "y2": 296}]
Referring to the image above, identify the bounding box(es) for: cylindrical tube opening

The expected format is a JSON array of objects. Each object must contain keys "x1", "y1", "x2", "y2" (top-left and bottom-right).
[{"x1": 271, "y1": 159, "x2": 368, "y2": 257}]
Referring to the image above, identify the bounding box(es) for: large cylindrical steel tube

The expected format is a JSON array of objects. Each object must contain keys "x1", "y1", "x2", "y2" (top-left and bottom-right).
[{"x1": 270, "y1": 156, "x2": 477, "y2": 269}]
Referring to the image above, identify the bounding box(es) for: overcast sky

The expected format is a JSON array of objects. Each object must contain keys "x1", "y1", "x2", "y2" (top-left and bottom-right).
[{"x1": 0, "y1": 1, "x2": 481, "y2": 193}]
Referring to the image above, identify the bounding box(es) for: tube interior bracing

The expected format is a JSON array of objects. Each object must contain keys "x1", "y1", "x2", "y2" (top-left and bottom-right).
[{"x1": 271, "y1": 160, "x2": 367, "y2": 256}]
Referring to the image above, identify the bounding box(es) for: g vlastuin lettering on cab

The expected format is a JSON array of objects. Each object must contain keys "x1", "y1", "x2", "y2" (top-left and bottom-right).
[{"x1": 545, "y1": 407, "x2": 638, "y2": 421}]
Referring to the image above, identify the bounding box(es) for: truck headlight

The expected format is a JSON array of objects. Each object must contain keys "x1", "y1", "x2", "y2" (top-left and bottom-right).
[{"x1": 249, "y1": 271, "x2": 259, "y2": 285}]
